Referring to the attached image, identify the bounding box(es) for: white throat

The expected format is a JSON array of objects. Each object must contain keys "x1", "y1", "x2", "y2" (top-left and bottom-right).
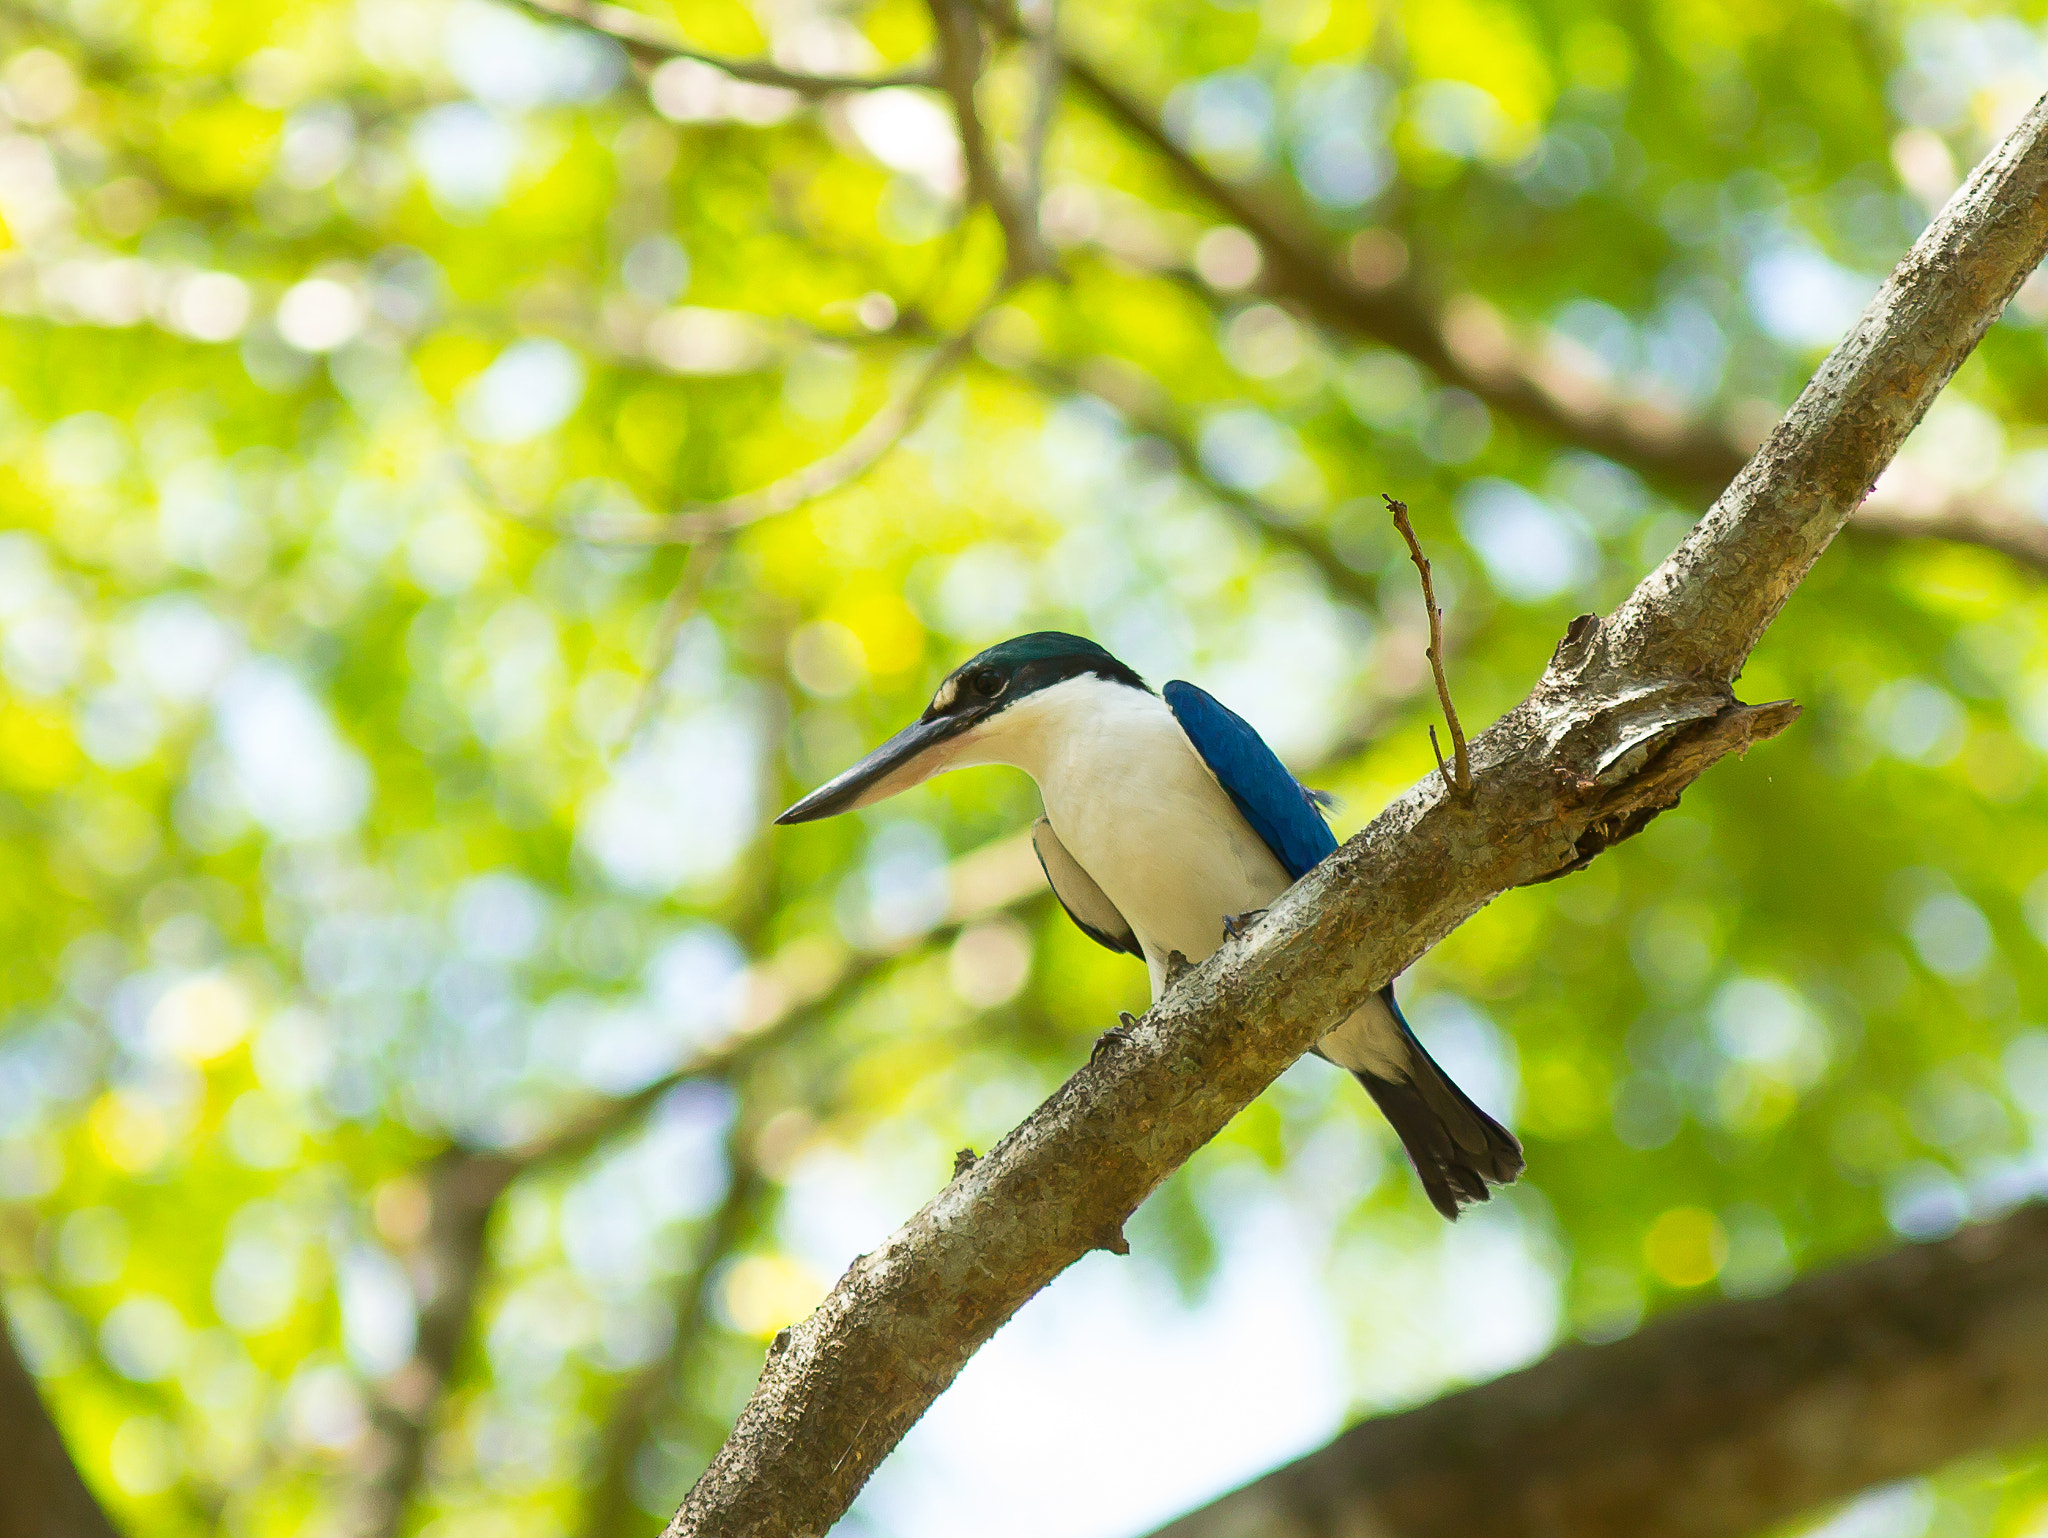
[{"x1": 947, "y1": 674, "x2": 1293, "y2": 995}]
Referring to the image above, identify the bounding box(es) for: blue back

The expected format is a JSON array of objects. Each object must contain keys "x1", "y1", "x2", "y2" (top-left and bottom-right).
[{"x1": 1162, "y1": 681, "x2": 1337, "y2": 881}]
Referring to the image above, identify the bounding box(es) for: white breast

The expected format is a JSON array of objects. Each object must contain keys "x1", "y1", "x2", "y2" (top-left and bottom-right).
[{"x1": 952, "y1": 676, "x2": 1293, "y2": 999}]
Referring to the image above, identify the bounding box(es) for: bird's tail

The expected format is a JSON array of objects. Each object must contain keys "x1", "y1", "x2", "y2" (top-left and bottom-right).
[{"x1": 1353, "y1": 1002, "x2": 1524, "y2": 1220}]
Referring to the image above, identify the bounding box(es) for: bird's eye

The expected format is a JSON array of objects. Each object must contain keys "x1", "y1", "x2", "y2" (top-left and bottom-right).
[{"x1": 971, "y1": 668, "x2": 1005, "y2": 699}]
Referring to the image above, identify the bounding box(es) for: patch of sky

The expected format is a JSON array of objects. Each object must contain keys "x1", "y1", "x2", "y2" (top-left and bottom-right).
[
  {"x1": 1036, "y1": 396, "x2": 1129, "y2": 510},
  {"x1": 466, "y1": 598, "x2": 563, "y2": 747},
  {"x1": 1884, "y1": 1161, "x2": 1969, "y2": 1241},
  {"x1": 41, "y1": 411, "x2": 128, "y2": 489},
  {"x1": 1908, "y1": 1064, "x2": 2011, "y2": 1161},
  {"x1": 443, "y1": 0, "x2": 624, "y2": 110},
  {"x1": 1339, "y1": 350, "x2": 1425, "y2": 431},
  {"x1": 156, "y1": 457, "x2": 267, "y2": 583},
  {"x1": 1797, "y1": 1481, "x2": 1935, "y2": 1538},
  {"x1": 1435, "y1": 1204, "x2": 1561, "y2": 1379},
  {"x1": 1418, "y1": 390, "x2": 1492, "y2": 464},
  {"x1": 411, "y1": 102, "x2": 517, "y2": 217},
  {"x1": 549, "y1": 947, "x2": 744, "y2": 1095},
  {"x1": 1514, "y1": 121, "x2": 1615, "y2": 207},
  {"x1": 845, "y1": 89, "x2": 960, "y2": 191},
  {"x1": 1889, "y1": 14, "x2": 2044, "y2": 130},
  {"x1": 2009, "y1": 1028, "x2": 2048, "y2": 1126},
  {"x1": 1907, "y1": 891, "x2": 1993, "y2": 981},
  {"x1": 1454, "y1": 479, "x2": 1598, "y2": 602},
  {"x1": 459, "y1": 338, "x2": 585, "y2": 444},
  {"x1": 1865, "y1": 679, "x2": 1966, "y2": 767},
  {"x1": 338, "y1": 1246, "x2": 416, "y2": 1375},
  {"x1": 1200, "y1": 576, "x2": 1359, "y2": 761},
  {"x1": 1746, "y1": 241, "x2": 1878, "y2": 350},
  {"x1": 1550, "y1": 295, "x2": 1727, "y2": 410},
  {"x1": 1890, "y1": 396, "x2": 2006, "y2": 492},
  {"x1": 1410, "y1": 80, "x2": 1512, "y2": 161},
  {"x1": 849, "y1": 821, "x2": 952, "y2": 946},
  {"x1": 622, "y1": 233, "x2": 690, "y2": 305},
  {"x1": 452, "y1": 872, "x2": 550, "y2": 964},
  {"x1": 1197, "y1": 405, "x2": 1300, "y2": 493},
  {"x1": 642, "y1": 926, "x2": 749, "y2": 1050},
  {"x1": 1543, "y1": 452, "x2": 1648, "y2": 536},
  {"x1": 1708, "y1": 976, "x2": 1830, "y2": 1086},
  {"x1": 485, "y1": 1273, "x2": 593, "y2": 1390},
  {"x1": 577, "y1": 703, "x2": 760, "y2": 895},
  {"x1": 861, "y1": 1199, "x2": 1346, "y2": 1538},
  {"x1": 77, "y1": 684, "x2": 162, "y2": 769},
  {"x1": 277, "y1": 101, "x2": 356, "y2": 189},
  {"x1": 1164, "y1": 70, "x2": 1276, "y2": 177},
  {"x1": 301, "y1": 911, "x2": 435, "y2": 1002},
  {"x1": 0, "y1": 532, "x2": 86, "y2": 697},
  {"x1": 367, "y1": 246, "x2": 446, "y2": 333},
  {"x1": 561, "y1": 1084, "x2": 733, "y2": 1296},
  {"x1": 1043, "y1": 522, "x2": 1141, "y2": 615},
  {"x1": 1288, "y1": 64, "x2": 1392, "y2": 209},
  {"x1": 212, "y1": 660, "x2": 372, "y2": 841},
  {"x1": 212, "y1": 1205, "x2": 310, "y2": 1333},
  {"x1": 933, "y1": 543, "x2": 1036, "y2": 643},
  {"x1": 0, "y1": 1016, "x2": 95, "y2": 1137},
  {"x1": 100, "y1": 1294, "x2": 190, "y2": 1382},
  {"x1": 110, "y1": 594, "x2": 242, "y2": 706}
]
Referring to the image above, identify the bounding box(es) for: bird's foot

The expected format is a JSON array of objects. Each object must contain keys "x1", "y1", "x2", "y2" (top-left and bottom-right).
[
  {"x1": 1163, "y1": 950, "x2": 1192, "y2": 986},
  {"x1": 1092, "y1": 1013, "x2": 1141, "y2": 1062},
  {"x1": 1221, "y1": 909, "x2": 1268, "y2": 941}
]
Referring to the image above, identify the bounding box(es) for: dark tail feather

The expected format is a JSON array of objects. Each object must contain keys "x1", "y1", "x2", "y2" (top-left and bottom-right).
[{"x1": 1355, "y1": 1016, "x2": 1524, "y2": 1221}]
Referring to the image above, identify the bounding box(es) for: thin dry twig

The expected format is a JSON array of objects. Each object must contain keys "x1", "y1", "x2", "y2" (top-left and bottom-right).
[
  {"x1": 1384, "y1": 495, "x2": 1471, "y2": 800},
  {"x1": 579, "y1": 328, "x2": 979, "y2": 544},
  {"x1": 510, "y1": 0, "x2": 936, "y2": 90}
]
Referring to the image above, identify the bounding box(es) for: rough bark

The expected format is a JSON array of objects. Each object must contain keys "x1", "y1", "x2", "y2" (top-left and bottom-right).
[
  {"x1": 666, "y1": 96, "x2": 2048, "y2": 1538},
  {"x1": 1149, "y1": 1203, "x2": 2048, "y2": 1538},
  {"x1": 0, "y1": 1305, "x2": 125, "y2": 1538}
]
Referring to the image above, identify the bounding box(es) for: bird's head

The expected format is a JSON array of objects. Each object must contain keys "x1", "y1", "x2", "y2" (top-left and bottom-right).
[{"x1": 774, "y1": 631, "x2": 1147, "y2": 825}]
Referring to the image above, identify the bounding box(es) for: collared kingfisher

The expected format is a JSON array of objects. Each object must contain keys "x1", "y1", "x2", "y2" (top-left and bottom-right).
[{"x1": 776, "y1": 632, "x2": 1523, "y2": 1218}]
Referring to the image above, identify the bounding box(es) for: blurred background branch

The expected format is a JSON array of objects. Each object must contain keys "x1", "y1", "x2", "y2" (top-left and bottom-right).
[{"x1": 1153, "y1": 1202, "x2": 2048, "y2": 1538}]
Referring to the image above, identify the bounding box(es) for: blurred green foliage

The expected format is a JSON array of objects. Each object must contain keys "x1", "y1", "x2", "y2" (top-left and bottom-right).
[{"x1": 2, "y1": 0, "x2": 2048, "y2": 1533}]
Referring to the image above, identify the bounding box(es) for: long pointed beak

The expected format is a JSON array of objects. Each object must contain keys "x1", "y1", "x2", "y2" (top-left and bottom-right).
[{"x1": 774, "y1": 711, "x2": 978, "y2": 825}]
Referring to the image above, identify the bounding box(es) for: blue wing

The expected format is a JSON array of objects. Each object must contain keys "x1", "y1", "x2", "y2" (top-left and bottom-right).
[{"x1": 1163, "y1": 681, "x2": 1337, "y2": 881}]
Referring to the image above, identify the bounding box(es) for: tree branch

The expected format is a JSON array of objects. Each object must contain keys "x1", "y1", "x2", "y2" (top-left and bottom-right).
[
  {"x1": 507, "y1": 0, "x2": 935, "y2": 91},
  {"x1": 0, "y1": 1297, "x2": 125, "y2": 1538},
  {"x1": 663, "y1": 95, "x2": 2048, "y2": 1538},
  {"x1": 1149, "y1": 1202, "x2": 2048, "y2": 1538}
]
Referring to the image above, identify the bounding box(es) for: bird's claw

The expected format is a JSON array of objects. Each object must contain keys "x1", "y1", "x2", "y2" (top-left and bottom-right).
[
  {"x1": 1092, "y1": 1014, "x2": 1140, "y2": 1062},
  {"x1": 1221, "y1": 909, "x2": 1268, "y2": 941}
]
